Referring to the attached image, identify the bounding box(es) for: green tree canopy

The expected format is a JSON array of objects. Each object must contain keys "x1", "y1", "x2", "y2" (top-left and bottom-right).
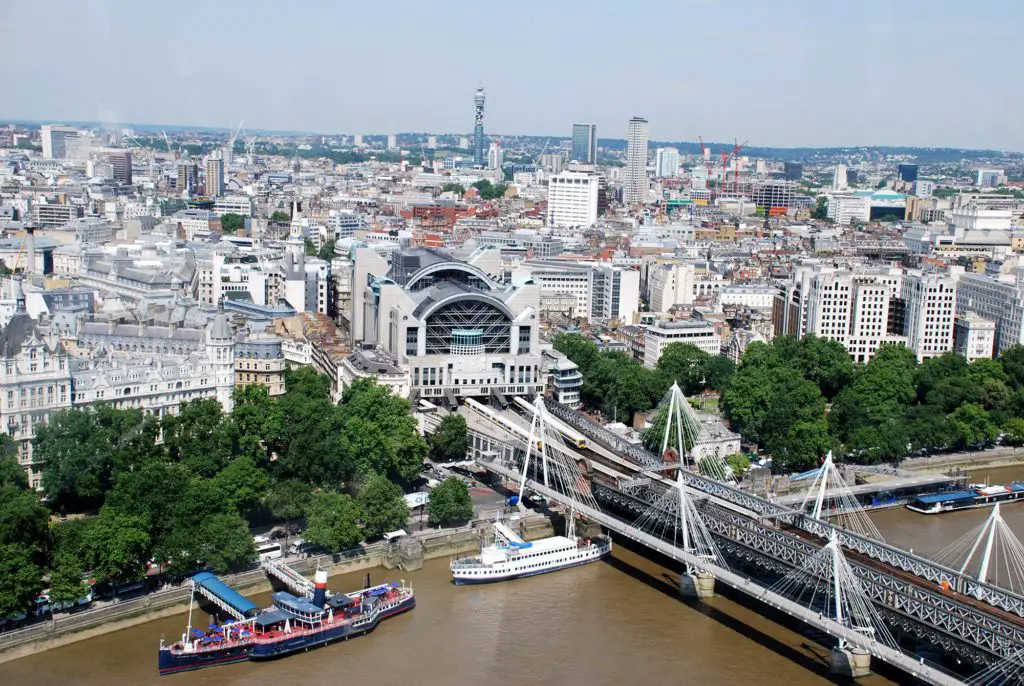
[
  {"x1": 656, "y1": 343, "x2": 710, "y2": 396},
  {"x1": 318, "y1": 239, "x2": 337, "y2": 262},
  {"x1": 162, "y1": 399, "x2": 234, "y2": 477},
  {"x1": 427, "y1": 477, "x2": 473, "y2": 526},
  {"x1": 429, "y1": 413, "x2": 469, "y2": 462},
  {"x1": 0, "y1": 543, "x2": 41, "y2": 618},
  {"x1": 553, "y1": 333, "x2": 600, "y2": 375},
  {"x1": 358, "y1": 473, "x2": 408, "y2": 539},
  {"x1": 339, "y1": 379, "x2": 427, "y2": 481},
  {"x1": 220, "y1": 213, "x2": 245, "y2": 233},
  {"x1": 85, "y1": 509, "x2": 151, "y2": 583},
  {"x1": 194, "y1": 514, "x2": 256, "y2": 574},
  {"x1": 440, "y1": 182, "x2": 465, "y2": 195},
  {"x1": 949, "y1": 403, "x2": 999, "y2": 449},
  {"x1": 270, "y1": 210, "x2": 291, "y2": 222},
  {"x1": 48, "y1": 553, "x2": 89, "y2": 605},
  {"x1": 305, "y1": 490, "x2": 363, "y2": 552},
  {"x1": 706, "y1": 356, "x2": 736, "y2": 393},
  {"x1": 812, "y1": 196, "x2": 829, "y2": 220}
]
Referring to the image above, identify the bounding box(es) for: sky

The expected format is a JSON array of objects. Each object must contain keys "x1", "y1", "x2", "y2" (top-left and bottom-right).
[{"x1": 1, "y1": 0, "x2": 1021, "y2": 149}]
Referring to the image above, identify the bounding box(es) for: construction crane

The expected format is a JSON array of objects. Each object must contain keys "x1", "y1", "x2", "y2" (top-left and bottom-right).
[
  {"x1": 227, "y1": 120, "x2": 244, "y2": 160},
  {"x1": 161, "y1": 131, "x2": 178, "y2": 161},
  {"x1": 730, "y1": 139, "x2": 749, "y2": 194}
]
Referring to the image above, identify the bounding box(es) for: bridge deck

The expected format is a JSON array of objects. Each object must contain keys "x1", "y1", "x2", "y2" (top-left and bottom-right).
[{"x1": 479, "y1": 460, "x2": 965, "y2": 686}]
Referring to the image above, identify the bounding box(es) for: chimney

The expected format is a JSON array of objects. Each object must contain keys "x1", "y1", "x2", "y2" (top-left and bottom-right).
[{"x1": 312, "y1": 569, "x2": 328, "y2": 608}]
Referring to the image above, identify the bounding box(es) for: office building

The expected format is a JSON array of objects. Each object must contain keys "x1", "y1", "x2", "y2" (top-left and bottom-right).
[
  {"x1": 547, "y1": 171, "x2": 599, "y2": 228},
  {"x1": 832, "y1": 164, "x2": 847, "y2": 190},
  {"x1": 205, "y1": 153, "x2": 224, "y2": 198},
  {"x1": 624, "y1": 117, "x2": 649, "y2": 204},
  {"x1": 40, "y1": 125, "x2": 78, "y2": 159},
  {"x1": 643, "y1": 320, "x2": 720, "y2": 368},
  {"x1": 427, "y1": 135, "x2": 437, "y2": 149},
  {"x1": 487, "y1": 142, "x2": 503, "y2": 170},
  {"x1": 647, "y1": 263, "x2": 696, "y2": 313},
  {"x1": 954, "y1": 313, "x2": 996, "y2": 362},
  {"x1": 914, "y1": 180, "x2": 935, "y2": 198},
  {"x1": 752, "y1": 180, "x2": 797, "y2": 213},
  {"x1": 977, "y1": 169, "x2": 1004, "y2": 188},
  {"x1": 473, "y1": 86, "x2": 486, "y2": 167},
  {"x1": 108, "y1": 151, "x2": 132, "y2": 185},
  {"x1": 32, "y1": 203, "x2": 82, "y2": 228},
  {"x1": 902, "y1": 271, "x2": 957, "y2": 362},
  {"x1": 955, "y1": 273, "x2": 1024, "y2": 355},
  {"x1": 353, "y1": 134, "x2": 364, "y2": 147},
  {"x1": 898, "y1": 164, "x2": 919, "y2": 182},
  {"x1": 783, "y1": 162, "x2": 803, "y2": 181},
  {"x1": 655, "y1": 147, "x2": 680, "y2": 178},
  {"x1": 177, "y1": 163, "x2": 199, "y2": 196},
  {"x1": 591, "y1": 264, "x2": 640, "y2": 322},
  {"x1": 387, "y1": 134, "x2": 398, "y2": 150},
  {"x1": 571, "y1": 123, "x2": 597, "y2": 164}
]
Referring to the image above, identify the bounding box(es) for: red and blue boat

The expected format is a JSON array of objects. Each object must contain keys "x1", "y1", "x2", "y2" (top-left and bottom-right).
[{"x1": 158, "y1": 569, "x2": 415, "y2": 676}]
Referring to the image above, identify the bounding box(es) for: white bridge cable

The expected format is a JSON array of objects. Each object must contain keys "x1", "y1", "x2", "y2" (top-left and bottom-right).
[
  {"x1": 517, "y1": 395, "x2": 601, "y2": 513},
  {"x1": 653, "y1": 382, "x2": 733, "y2": 485},
  {"x1": 931, "y1": 504, "x2": 1024, "y2": 596},
  {"x1": 629, "y1": 472, "x2": 729, "y2": 573},
  {"x1": 768, "y1": 532, "x2": 899, "y2": 651},
  {"x1": 965, "y1": 647, "x2": 1024, "y2": 686},
  {"x1": 797, "y1": 451, "x2": 887, "y2": 543}
]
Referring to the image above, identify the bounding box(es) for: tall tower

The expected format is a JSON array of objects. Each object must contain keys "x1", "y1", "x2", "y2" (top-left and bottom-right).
[
  {"x1": 205, "y1": 151, "x2": 224, "y2": 198},
  {"x1": 624, "y1": 116, "x2": 649, "y2": 204},
  {"x1": 473, "y1": 86, "x2": 486, "y2": 167},
  {"x1": 571, "y1": 123, "x2": 597, "y2": 164}
]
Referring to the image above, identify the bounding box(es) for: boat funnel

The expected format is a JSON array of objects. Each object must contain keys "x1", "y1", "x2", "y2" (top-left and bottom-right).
[{"x1": 312, "y1": 569, "x2": 328, "y2": 608}]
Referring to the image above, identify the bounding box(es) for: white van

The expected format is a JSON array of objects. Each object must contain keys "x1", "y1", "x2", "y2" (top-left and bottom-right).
[
  {"x1": 256, "y1": 541, "x2": 282, "y2": 561},
  {"x1": 382, "y1": 529, "x2": 408, "y2": 542}
]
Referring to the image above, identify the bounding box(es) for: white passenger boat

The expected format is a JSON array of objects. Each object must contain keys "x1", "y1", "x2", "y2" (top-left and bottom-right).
[{"x1": 450, "y1": 514, "x2": 611, "y2": 585}]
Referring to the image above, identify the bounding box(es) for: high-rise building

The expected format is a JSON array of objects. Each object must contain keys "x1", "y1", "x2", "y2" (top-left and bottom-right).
[
  {"x1": 547, "y1": 171, "x2": 599, "y2": 228},
  {"x1": 655, "y1": 147, "x2": 679, "y2": 178},
  {"x1": 977, "y1": 169, "x2": 1004, "y2": 188},
  {"x1": 783, "y1": 162, "x2": 803, "y2": 181},
  {"x1": 40, "y1": 125, "x2": 78, "y2": 159},
  {"x1": 624, "y1": 116, "x2": 649, "y2": 204},
  {"x1": 571, "y1": 123, "x2": 597, "y2": 164},
  {"x1": 473, "y1": 86, "x2": 486, "y2": 167},
  {"x1": 353, "y1": 134, "x2": 364, "y2": 147},
  {"x1": 902, "y1": 271, "x2": 957, "y2": 362},
  {"x1": 205, "y1": 153, "x2": 224, "y2": 198},
  {"x1": 832, "y1": 164, "x2": 847, "y2": 190},
  {"x1": 486, "y1": 142, "x2": 503, "y2": 170},
  {"x1": 108, "y1": 151, "x2": 132, "y2": 185},
  {"x1": 177, "y1": 163, "x2": 199, "y2": 196},
  {"x1": 954, "y1": 313, "x2": 996, "y2": 362},
  {"x1": 387, "y1": 134, "x2": 398, "y2": 150},
  {"x1": 427, "y1": 135, "x2": 437, "y2": 149},
  {"x1": 898, "y1": 164, "x2": 919, "y2": 182},
  {"x1": 955, "y1": 273, "x2": 1024, "y2": 355},
  {"x1": 459, "y1": 136, "x2": 470, "y2": 150}
]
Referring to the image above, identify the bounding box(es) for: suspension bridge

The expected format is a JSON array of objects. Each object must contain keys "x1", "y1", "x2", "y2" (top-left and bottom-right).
[{"x1": 452, "y1": 385, "x2": 1024, "y2": 684}]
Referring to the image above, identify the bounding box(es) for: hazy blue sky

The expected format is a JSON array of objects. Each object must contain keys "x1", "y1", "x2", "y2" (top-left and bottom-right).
[{"x1": 1, "y1": 0, "x2": 1020, "y2": 148}]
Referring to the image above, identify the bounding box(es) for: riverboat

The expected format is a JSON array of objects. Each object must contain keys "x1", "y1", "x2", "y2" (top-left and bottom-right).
[
  {"x1": 450, "y1": 515, "x2": 611, "y2": 585},
  {"x1": 907, "y1": 482, "x2": 1024, "y2": 514},
  {"x1": 158, "y1": 570, "x2": 414, "y2": 675}
]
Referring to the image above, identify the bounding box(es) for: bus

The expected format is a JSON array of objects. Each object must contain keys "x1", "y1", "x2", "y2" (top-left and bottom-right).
[{"x1": 256, "y1": 541, "x2": 283, "y2": 561}]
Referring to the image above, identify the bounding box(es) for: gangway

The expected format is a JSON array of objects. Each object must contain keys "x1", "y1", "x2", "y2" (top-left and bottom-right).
[
  {"x1": 191, "y1": 572, "x2": 259, "y2": 621},
  {"x1": 493, "y1": 521, "x2": 530, "y2": 548},
  {"x1": 260, "y1": 557, "x2": 315, "y2": 598}
]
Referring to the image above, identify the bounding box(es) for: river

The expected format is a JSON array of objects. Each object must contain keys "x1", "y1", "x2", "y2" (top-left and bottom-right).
[{"x1": 2, "y1": 464, "x2": 1019, "y2": 685}]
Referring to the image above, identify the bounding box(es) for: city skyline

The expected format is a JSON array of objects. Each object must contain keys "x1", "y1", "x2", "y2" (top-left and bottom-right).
[{"x1": 0, "y1": 1, "x2": 1022, "y2": 149}]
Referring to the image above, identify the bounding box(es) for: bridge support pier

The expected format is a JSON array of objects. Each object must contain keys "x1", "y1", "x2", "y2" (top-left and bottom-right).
[
  {"x1": 830, "y1": 646, "x2": 871, "y2": 679},
  {"x1": 679, "y1": 571, "x2": 715, "y2": 599}
]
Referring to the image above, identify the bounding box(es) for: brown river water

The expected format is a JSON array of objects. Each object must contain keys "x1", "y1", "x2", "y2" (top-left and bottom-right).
[{"x1": 2, "y1": 465, "x2": 1020, "y2": 686}]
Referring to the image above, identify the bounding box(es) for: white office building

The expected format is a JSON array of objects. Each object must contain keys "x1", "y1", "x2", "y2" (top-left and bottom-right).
[
  {"x1": 213, "y1": 195, "x2": 254, "y2": 217},
  {"x1": 902, "y1": 271, "x2": 957, "y2": 362},
  {"x1": 40, "y1": 125, "x2": 79, "y2": 159},
  {"x1": 591, "y1": 264, "x2": 641, "y2": 322},
  {"x1": 827, "y1": 193, "x2": 871, "y2": 225},
  {"x1": 643, "y1": 320, "x2": 720, "y2": 368},
  {"x1": 655, "y1": 147, "x2": 680, "y2": 178},
  {"x1": 624, "y1": 117, "x2": 649, "y2": 204},
  {"x1": 647, "y1": 263, "x2": 696, "y2": 313},
  {"x1": 955, "y1": 272, "x2": 1024, "y2": 355},
  {"x1": 954, "y1": 312, "x2": 996, "y2": 362},
  {"x1": 547, "y1": 171, "x2": 599, "y2": 228}
]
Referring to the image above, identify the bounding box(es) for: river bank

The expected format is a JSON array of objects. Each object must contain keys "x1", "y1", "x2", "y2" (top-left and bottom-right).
[
  {"x1": 900, "y1": 446, "x2": 1024, "y2": 474},
  {"x1": 0, "y1": 514, "x2": 554, "y2": 664}
]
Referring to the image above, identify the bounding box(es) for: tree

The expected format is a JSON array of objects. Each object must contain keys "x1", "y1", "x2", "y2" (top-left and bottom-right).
[
  {"x1": 304, "y1": 490, "x2": 363, "y2": 552},
  {"x1": 725, "y1": 454, "x2": 751, "y2": 478},
  {"x1": 706, "y1": 356, "x2": 736, "y2": 393},
  {"x1": 304, "y1": 238, "x2": 316, "y2": 256},
  {"x1": 553, "y1": 333, "x2": 600, "y2": 375},
  {"x1": 269, "y1": 210, "x2": 290, "y2": 223},
  {"x1": 440, "y1": 182, "x2": 465, "y2": 195},
  {"x1": 220, "y1": 213, "x2": 245, "y2": 233},
  {"x1": 162, "y1": 399, "x2": 234, "y2": 477},
  {"x1": 812, "y1": 196, "x2": 829, "y2": 220},
  {"x1": 789, "y1": 335, "x2": 854, "y2": 400},
  {"x1": 656, "y1": 343, "x2": 711, "y2": 396},
  {"x1": 318, "y1": 239, "x2": 336, "y2": 262},
  {"x1": 230, "y1": 383, "x2": 283, "y2": 465},
  {"x1": 0, "y1": 436, "x2": 25, "y2": 490},
  {"x1": 358, "y1": 473, "x2": 408, "y2": 539},
  {"x1": 1002, "y1": 418, "x2": 1024, "y2": 446},
  {"x1": 0, "y1": 486, "x2": 50, "y2": 563},
  {"x1": 0, "y1": 544, "x2": 41, "y2": 618},
  {"x1": 427, "y1": 477, "x2": 473, "y2": 526},
  {"x1": 85, "y1": 510, "x2": 151, "y2": 583},
  {"x1": 266, "y1": 479, "x2": 311, "y2": 547},
  {"x1": 471, "y1": 179, "x2": 508, "y2": 200},
  {"x1": 48, "y1": 554, "x2": 88, "y2": 605},
  {"x1": 212, "y1": 456, "x2": 269, "y2": 514},
  {"x1": 339, "y1": 379, "x2": 427, "y2": 481},
  {"x1": 429, "y1": 413, "x2": 469, "y2": 462},
  {"x1": 195, "y1": 514, "x2": 256, "y2": 574},
  {"x1": 949, "y1": 403, "x2": 998, "y2": 450},
  {"x1": 1001, "y1": 345, "x2": 1024, "y2": 389}
]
